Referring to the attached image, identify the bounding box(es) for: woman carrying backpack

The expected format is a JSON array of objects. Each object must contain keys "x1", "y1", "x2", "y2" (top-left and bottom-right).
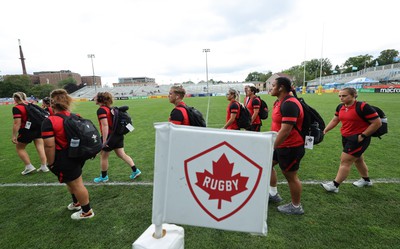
[
  {"x1": 93, "y1": 92, "x2": 141, "y2": 183},
  {"x1": 245, "y1": 86, "x2": 262, "y2": 132},
  {"x1": 41, "y1": 89, "x2": 94, "y2": 219},
  {"x1": 12, "y1": 92, "x2": 49, "y2": 175},
  {"x1": 321, "y1": 87, "x2": 381, "y2": 193},
  {"x1": 222, "y1": 88, "x2": 240, "y2": 130}
]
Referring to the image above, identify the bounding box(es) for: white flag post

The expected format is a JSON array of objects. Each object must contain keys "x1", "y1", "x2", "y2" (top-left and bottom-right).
[{"x1": 133, "y1": 123, "x2": 276, "y2": 249}]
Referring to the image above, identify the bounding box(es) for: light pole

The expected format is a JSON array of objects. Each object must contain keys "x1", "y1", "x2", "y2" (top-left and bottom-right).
[
  {"x1": 87, "y1": 54, "x2": 96, "y2": 93},
  {"x1": 202, "y1": 48, "x2": 211, "y2": 126},
  {"x1": 203, "y1": 49, "x2": 210, "y2": 93}
]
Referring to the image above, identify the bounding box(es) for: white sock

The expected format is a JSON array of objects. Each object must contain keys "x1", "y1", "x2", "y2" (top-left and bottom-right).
[
  {"x1": 26, "y1": 164, "x2": 34, "y2": 169},
  {"x1": 269, "y1": 186, "x2": 278, "y2": 196},
  {"x1": 41, "y1": 164, "x2": 47, "y2": 168},
  {"x1": 292, "y1": 203, "x2": 300, "y2": 208}
]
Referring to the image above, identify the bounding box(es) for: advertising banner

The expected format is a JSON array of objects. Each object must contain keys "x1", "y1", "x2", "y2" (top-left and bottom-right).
[{"x1": 152, "y1": 123, "x2": 276, "y2": 235}]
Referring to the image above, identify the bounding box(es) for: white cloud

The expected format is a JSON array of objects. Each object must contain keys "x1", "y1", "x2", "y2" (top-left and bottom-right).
[{"x1": 1, "y1": 0, "x2": 398, "y2": 86}]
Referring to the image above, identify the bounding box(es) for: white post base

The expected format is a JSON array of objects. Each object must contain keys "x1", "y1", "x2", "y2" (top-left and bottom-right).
[{"x1": 132, "y1": 224, "x2": 184, "y2": 249}]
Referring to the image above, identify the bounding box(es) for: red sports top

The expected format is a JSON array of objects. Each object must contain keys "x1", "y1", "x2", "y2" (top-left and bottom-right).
[
  {"x1": 97, "y1": 106, "x2": 113, "y2": 135},
  {"x1": 271, "y1": 96, "x2": 304, "y2": 148},
  {"x1": 41, "y1": 111, "x2": 71, "y2": 150},
  {"x1": 12, "y1": 104, "x2": 28, "y2": 128},
  {"x1": 169, "y1": 101, "x2": 190, "y2": 125},
  {"x1": 335, "y1": 101, "x2": 378, "y2": 137},
  {"x1": 246, "y1": 97, "x2": 261, "y2": 125},
  {"x1": 226, "y1": 101, "x2": 240, "y2": 130}
]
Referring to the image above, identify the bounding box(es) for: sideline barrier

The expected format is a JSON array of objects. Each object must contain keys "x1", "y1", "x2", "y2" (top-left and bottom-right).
[{"x1": 133, "y1": 123, "x2": 276, "y2": 248}]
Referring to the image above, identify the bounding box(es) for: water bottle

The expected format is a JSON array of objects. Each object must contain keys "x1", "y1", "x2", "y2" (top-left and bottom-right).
[{"x1": 69, "y1": 137, "x2": 80, "y2": 158}]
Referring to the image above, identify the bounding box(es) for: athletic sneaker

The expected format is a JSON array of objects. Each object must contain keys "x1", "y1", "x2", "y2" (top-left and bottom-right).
[
  {"x1": 67, "y1": 202, "x2": 82, "y2": 211},
  {"x1": 94, "y1": 175, "x2": 109, "y2": 183},
  {"x1": 277, "y1": 203, "x2": 304, "y2": 215},
  {"x1": 37, "y1": 165, "x2": 50, "y2": 173},
  {"x1": 353, "y1": 178, "x2": 373, "y2": 188},
  {"x1": 71, "y1": 209, "x2": 94, "y2": 220},
  {"x1": 321, "y1": 181, "x2": 339, "y2": 193},
  {"x1": 21, "y1": 165, "x2": 36, "y2": 175},
  {"x1": 269, "y1": 193, "x2": 283, "y2": 203},
  {"x1": 130, "y1": 169, "x2": 141, "y2": 180}
]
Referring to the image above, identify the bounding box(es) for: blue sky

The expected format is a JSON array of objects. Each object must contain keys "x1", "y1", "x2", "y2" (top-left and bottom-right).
[{"x1": 1, "y1": 0, "x2": 398, "y2": 86}]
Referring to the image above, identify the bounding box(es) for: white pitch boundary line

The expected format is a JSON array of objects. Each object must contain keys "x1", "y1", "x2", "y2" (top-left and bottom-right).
[{"x1": 1, "y1": 178, "x2": 400, "y2": 187}]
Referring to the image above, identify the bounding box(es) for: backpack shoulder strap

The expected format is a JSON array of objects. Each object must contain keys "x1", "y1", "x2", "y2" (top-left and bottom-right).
[{"x1": 355, "y1": 101, "x2": 368, "y2": 123}]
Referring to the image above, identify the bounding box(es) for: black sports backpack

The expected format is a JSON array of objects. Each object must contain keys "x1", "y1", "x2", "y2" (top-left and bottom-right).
[
  {"x1": 282, "y1": 92, "x2": 325, "y2": 145},
  {"x1": 258, "y1": 97, "x2": 269, "y2": 120},
  {"x1": 25, "y1": 103, "x2": 49, "y2": 130},
  {"x1": 177, "y1": 104, "x2": 206, "y2": 127},
  {"x1": 236, "y1": 102, "x2": 251, "y2": 129},
  {"x1": 112, "y1": 106, "x2": 133, "y2": 135},
  {"x1": 355, "y1": 102, "x2": 387, "y2": 139},
  {"x1": 57, "y1": 113, "x2": 103, "y2": 161}
]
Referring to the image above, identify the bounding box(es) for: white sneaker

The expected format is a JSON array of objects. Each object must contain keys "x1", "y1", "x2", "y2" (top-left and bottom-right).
[
  {"x1": 353, "y1": 178, "x2": 373, "y2": 188},
  {"x1": 321, "y1": 181, "x2": 339, "y2": 193},
  {"x1": 37, "y1": 165, "x2": 50, "y2": 172},
  {"x1": 71, "y1": 209, "x2": 95, "y2": 220},
  {"x1": 67, "y1": 202, "x2": 82, "y2": 211},
  {"x1": 21, "y1": 165, "x2": 36, "y2": 175}
]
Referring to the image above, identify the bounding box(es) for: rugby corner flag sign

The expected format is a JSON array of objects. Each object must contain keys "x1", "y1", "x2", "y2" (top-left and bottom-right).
[{"x1": 152, "y1": 122, "x2": 276, "y2": 235}]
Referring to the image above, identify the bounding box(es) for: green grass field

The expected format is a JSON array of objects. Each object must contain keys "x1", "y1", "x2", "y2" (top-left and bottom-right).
[{"x1": 1, "y1": 93, "x2": 399, "y2": 249}]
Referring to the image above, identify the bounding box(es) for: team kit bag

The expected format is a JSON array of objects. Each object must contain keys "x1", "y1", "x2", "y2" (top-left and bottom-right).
[
  {"x1": 257, "y1": 97, "x2": 269, "y2": 120},
  {"x1": 25, "y1": 103, "x2": 49, "y2": 130},
  {"x1": 282, "y1": 91, "x2": 325, "y2": 148},
  {"x1": 355, "y1": 102, "x2": 387, "y2": 139},
  {"x1": 111, "y1": 106, "x2": 134, "y2": 135},
  {"x1": 57, "y1": 113, "x2": 103, "y2": 161},
  {"x1": 178, "y1": 104, "x2": 206, "y2": 127},
  {"x1": 236, "y1": 102, "x2": 251, "y2": 129}
]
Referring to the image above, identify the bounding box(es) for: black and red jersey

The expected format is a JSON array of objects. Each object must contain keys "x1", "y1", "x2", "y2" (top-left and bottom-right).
[
  {"x1": 169, "y1": 101, "x2": 190, "y2": 125},
  {"x1": 335, "y1": 101, "x2": 378, "y2": 137},
  {"x1": 12, "y1": 104, "x2": 28, "y2": 128},
  {"x1": 226, "y1": 101, "x2": 239, "y2": 130},
  {"x1": 271, "y1": 95, "x2": 304, "y2": 148},
  {"x1": 246, "y1": 97, "x2": 261, "y2": 125},
  {"x1": 41, "y1": 110, "x2": 71, "y2": 150},
  {"x1": 97, "y1": 106, "x2": 113, "y2": 135}
]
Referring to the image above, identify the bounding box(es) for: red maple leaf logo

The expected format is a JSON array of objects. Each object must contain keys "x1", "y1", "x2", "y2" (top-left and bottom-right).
[{"x1": 195, "y1": 153, "x2": 248, "y2": 209}]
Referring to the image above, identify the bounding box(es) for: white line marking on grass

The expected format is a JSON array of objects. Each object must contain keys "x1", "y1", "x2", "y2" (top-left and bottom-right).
[{"x1": 1, "y1": 178, "x2": 400, "y2": 187}]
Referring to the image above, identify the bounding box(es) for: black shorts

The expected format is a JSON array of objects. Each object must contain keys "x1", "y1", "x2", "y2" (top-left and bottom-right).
[
  {"x1": 50, "y1": 150, "x2": 85, "y2": 183},
  {"x1": 17, "y1": 128, "x2": 41, "y2": 144},
  {"x1": 342, "y1": 134, "x2": 371, "y2": 158},
  {"x1": 102, "y1": 134, "x2": 124, "y2": 152},
  {"x1": 246, "y1": 124, "x2": 261, "y2": 132},
  {"x1": 273, "y1": 146, "x2": 305, "y2": 172}
]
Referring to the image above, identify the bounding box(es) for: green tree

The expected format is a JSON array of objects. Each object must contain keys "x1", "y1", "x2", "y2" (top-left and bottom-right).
[
  {"x1": 64, "y1": 83, "x2": 79, "y2": 94},
  {"x1": 245, "y1": 71, "x2": 272, "y2": 82},
  {"x1": 58, "y1": 77, "x2": 77, "y2": 88},
  {"x1": 377, "y1": 49, "x2": 399, "y2": 66},
  {"x1": 30, "y1": 84, "x2": 55, "y2": 99},
  {"x1": 0, "y1": 75, "x2": 30, "y2": 97},
  {"x1": 342, "y1": 54, "x2": 374, "y2": 73}
]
